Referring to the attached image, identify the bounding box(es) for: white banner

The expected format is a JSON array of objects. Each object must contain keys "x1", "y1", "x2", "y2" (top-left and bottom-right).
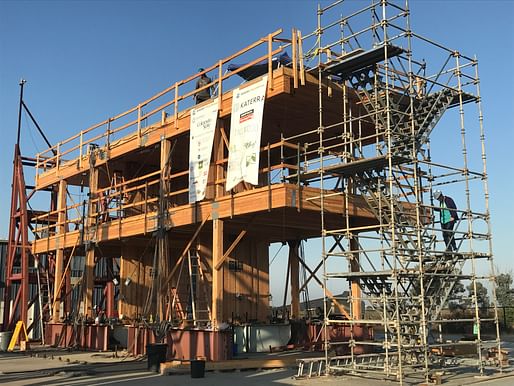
[
  {"x1": 226, "y1": 76, "x2": 268, "y2": 191},
  {"x1": 188, "y1": 98, "x2": 219, "y2": 203}
]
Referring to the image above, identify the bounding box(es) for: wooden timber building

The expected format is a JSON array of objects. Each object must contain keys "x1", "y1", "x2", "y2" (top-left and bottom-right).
[
  {"x1": 23, "y1": 29, "x2": 378, "y2": 356},
  {"x1": 4, "y1": 2, "x2": 502, "y2": 381}
]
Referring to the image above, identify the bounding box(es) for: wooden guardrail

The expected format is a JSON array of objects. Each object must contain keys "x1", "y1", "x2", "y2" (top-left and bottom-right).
[{"x1": 35, "y1": 29, "x2": 308, "y2": 179}]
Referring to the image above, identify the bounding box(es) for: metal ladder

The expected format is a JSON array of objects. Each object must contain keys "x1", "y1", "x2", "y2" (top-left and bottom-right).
[{"x1": 296, "y1": 357, "x2": 327, "y2": 378}]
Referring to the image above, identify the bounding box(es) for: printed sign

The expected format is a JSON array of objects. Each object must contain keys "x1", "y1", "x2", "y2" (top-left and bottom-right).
[
  {"x1": 226, "y1": 76, "x2": 268, "y2": 191},
  {"x1": 188, "y1": 98, "x2": 219, "y2": 203}
]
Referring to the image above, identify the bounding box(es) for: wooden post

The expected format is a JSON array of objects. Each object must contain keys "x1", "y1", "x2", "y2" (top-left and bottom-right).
[
  {"x1": 79, "y1": 132, "x2": 83, "y2": 168},
  {"x1": 212, "y1": 219, "x2": 224, "y2": 328},
  {"x1": 218, "y1": 60, "x2": 223, "y2": 112},
  {"x1": 288, "y1": 240, "x2": 300, "y2": 319},
  {"x1": 298, "y1": 30, "x2": 305, "y2": 86},
  {"x1": 137, "y1": 104, "x2": 142, "y2": 140},
  {"x1": 268, "y1": 33, "x2": 274, "y2": 90},
  {"x1": 158, "y1": 138, "x2": 172, "y2": 321},
  {"x1": 174, "y1": 83, "x2": 179, "y2": 129},
  {"x1": 350, "y1": 236, "x2": 361, "y2": 319},
  {"x1": 211, "y1": 114, "x2": 225, "y2": 327},
  {"x1": 160, "y1": 138, "x2": 172, "y2": 200},
  {"x1": 83, "y1": 167, "x2": 98, "y2": 317},
  {"x1": 52, "y1": 179, "x2": 67, "y2": 322},
  {"x1": 292, "y1": 28, "x2": 298, "y2": 89}
]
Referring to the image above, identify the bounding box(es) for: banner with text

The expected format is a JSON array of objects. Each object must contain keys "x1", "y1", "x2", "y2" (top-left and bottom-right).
[
  {"x1": 188, "y1": 98, "x2": 219, "y2": 203},
  {"x1": 226, "y1": 76, "x2": 268, "y2": 191}
]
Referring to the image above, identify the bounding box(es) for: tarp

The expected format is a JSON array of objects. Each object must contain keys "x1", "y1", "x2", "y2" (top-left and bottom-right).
[{"x1": 227, "y1": 52, "x2": 291, "y2": 81}]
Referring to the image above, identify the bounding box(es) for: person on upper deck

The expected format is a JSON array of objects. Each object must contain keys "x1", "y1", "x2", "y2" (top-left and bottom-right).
[{"x1": 194, "y1": 68, "x2": 213, "y2": 104}]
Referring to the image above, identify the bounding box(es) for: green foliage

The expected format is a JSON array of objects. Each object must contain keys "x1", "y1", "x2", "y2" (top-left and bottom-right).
[
  {"x1": 495, "y1": 271, "x2": 514, "y2": 307},
  {"x1": 495, "y1": 271, "x2": 514, "y2": 330},
  {"x1": 467, "y1": 281, "x2": 490, "y2": 311}
]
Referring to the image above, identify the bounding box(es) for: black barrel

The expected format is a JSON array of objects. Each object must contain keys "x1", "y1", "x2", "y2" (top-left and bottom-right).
[
  {"x1": 146, "y1": 343, "x2": 168, "y2": 372},
  {"x1": 190, "y1": 359, "x2": 206, "y2": 378}
]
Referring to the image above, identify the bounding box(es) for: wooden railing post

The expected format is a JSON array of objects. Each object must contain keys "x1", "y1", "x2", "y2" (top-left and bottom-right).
[
  {"x1": 268, "y1": 33, "x2": 273, "y2": 90},
  {"x1": 298, "y1": 30, "x2": 305, "y2": 86},
  {"x1": 79, "y1": 131, "x2": 83, "y2": 168},
  {"x1": 137, "y1": 104, "x2": 142, "y2": 141},
  {"x1": 174, "y1": 82, "x2": 179, "y2": 129},
  {"x1": 292, "y1": 28, "x2": 298, "y2": 89},
  {"x1": 218, "y1": 60, "x2": 223, "y2": 111},
  {"x1": 56, "y1": 142, "x2": 61, "y2": 176},
  {"x1": 107, "y1": 119, "x2": 111, "y2": 151}
]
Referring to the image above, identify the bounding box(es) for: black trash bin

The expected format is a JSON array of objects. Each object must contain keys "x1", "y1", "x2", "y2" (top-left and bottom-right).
[
  {"x1": 190, "y1": 359, "x2": 206, "y2": 378},
  {"x1": 146, "y1": 343, "x2": 168, "y2": 372}
]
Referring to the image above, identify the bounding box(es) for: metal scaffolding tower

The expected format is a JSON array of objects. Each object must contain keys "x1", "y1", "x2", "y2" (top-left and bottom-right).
[{"x1": 291, "y1": 0, "x2": 502, "y2": 383}]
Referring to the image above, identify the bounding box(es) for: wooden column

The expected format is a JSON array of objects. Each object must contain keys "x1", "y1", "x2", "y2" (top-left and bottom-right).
[
  {"x1": 105, "y1": 258, "x2": 115, "y2": 318},
  {"x1": 211, "y1": 118, "x2": 225, "y2": 327},
  {"x1": 288, "y1": 240, "x2": 300, "y2": 319},
  {"x1": 157, "y1": 138, "x2": 172, "y2": 321},
  {"x1": 52, "y1": 179, "x2": 67, "y2": 322},
  {"x1": 118, "y1": 249, "x2": 127, "y2": 318},
  {"x1": 350, "y1": 236, "x2": 361, "y2": 319},
  {"x1": 212, "y1": 219, "x2": 224, "y2": 327},
  {"x1": 83, "y1": 167, "x2": 98, "y2": 317},
  {"x1": 214, "y1": 119, "x2": 225, "y2": 198}
]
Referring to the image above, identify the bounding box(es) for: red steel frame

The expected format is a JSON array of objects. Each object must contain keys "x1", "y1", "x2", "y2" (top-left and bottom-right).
[{"x1": 3, "y1": 144, "x2": 31, "y2": 331}]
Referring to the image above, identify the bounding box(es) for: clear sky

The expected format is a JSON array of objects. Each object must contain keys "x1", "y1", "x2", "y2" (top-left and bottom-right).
[{"x1": 1, "y1": 0, "x2": 513, "y2": 303}]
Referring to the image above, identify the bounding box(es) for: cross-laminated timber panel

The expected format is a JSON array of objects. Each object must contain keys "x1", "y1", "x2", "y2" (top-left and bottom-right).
[{"x1": 32, "y1": 183, "x2": 376, "y2": 254}]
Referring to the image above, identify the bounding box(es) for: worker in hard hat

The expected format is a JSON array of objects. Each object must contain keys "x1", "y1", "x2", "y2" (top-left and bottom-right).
[
  {"x1": 433, "y1": 190, "x2": 458, "y2": 252},
  {"x1": 194, "y1": 68, "x2": 213, "y2": 104}
]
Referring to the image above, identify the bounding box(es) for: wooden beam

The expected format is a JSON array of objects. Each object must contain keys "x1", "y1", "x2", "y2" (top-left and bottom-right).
[
  {"x1": 160, "y1": 215, "x2": 210, "y2": 291},
  {"x1": 298, "y1": 236, "x2": 343, "y2": 292},
  {"x1": 294, "y1": 252, "x2": 351, "y2": 320},
  {"x1": 162, "y1": 357, "x2": 298, "y2": 374},
  {"x1": 299, "y1": 260, "x2": 322, "y2": 293},
  {"x1": 214, "y1": 229, "x2": 247, "y2": 271},
  {"x1": 51, "y1": 239, "x2": 79, "y2": 319},
  {"x1": 219, "y1": 126, "x2": 229, "y2": 150},
  {"x1": 33, "y1": 184, "x2": 377, "y2": 254}
]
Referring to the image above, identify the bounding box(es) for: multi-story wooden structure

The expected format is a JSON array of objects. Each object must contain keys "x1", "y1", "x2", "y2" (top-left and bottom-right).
[
  {"x1": 18, "y1": 25, "x2": 375, "y2": 358},
  {"x1": 2, "y1": 1, "x2": 503, "y2": 383}
]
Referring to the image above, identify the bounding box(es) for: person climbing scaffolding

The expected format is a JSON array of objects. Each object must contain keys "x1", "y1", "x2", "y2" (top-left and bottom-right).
[{"x1": 433, "y1": 190, "x2": 458, "y2": 252}]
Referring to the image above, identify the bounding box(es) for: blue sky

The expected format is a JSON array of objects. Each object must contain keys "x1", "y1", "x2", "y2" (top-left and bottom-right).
[{"x1": 1, "y1": 0, "x2": 513, "y2": 302}]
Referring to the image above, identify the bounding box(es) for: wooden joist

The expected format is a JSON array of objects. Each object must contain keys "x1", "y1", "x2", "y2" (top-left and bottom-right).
[{"x1": 161, "y1": 357, "x2": 298, "y2": 375}]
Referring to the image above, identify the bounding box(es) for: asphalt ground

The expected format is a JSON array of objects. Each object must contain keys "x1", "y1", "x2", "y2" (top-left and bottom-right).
[{"x1": 1, "y1": 339, "x2": 514, "y2": 386}]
